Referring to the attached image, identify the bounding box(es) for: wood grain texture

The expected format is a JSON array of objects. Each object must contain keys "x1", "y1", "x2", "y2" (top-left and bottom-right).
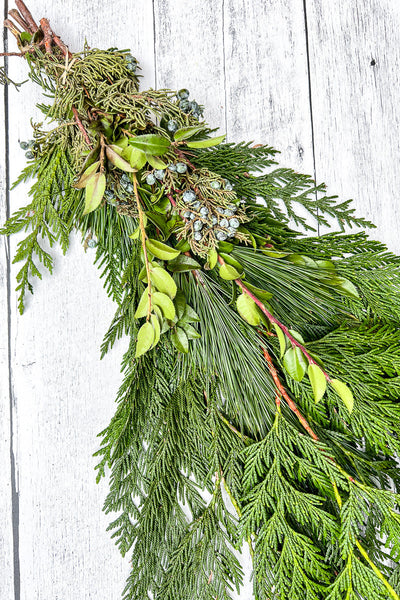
[
  {"x1": 306, "y1": 0, "x2": 400, "y2": 251},
  {"x1": 0, "y1": 49, "x2": 15, "y2": 600},
  {"x1": 1, "y1": 1, "x2": 400, "y2": 599}
]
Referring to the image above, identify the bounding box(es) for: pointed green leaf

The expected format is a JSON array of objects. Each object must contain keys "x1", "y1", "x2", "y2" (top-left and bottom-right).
[
  {"x1": 106, "y1": 145, "x2": 136, "y2": 172},
  {"x1": 83, "y1": 172, "x2": 106, "y2": 215},
  {"x1": 128, "y1": 134, "x2": 171, "y2": 155},
  {"x1": 134, "y1": 287, "x2": 151, "y2": 319},
  {"x1": 171, "y1": 327, "x2": 189, "y2": 353},
  {"x1": 181, "y1": 323, "x2": 201, "y2": 339},
  {"x1": 150, "y1": 313, "x2": 161, "y2": 347},
  {"x1": 219, "y1": 262, "x2": 240, "y2": 281},
  {"x1": 217, "y1": 241, "x2": 234, "y2": 253},
  {"x1": 328, "y1": 276, "x2": 360, "y2": 299},
  {"x1": 114, "y1": 136, "x2": 128, "y2": 149},
  {"x1": 174, "y1": 291, "x2": 187, "y2": 320},
  {"x1": 175, "y1": 239, "x2": 191, "y2": 252},
  {"x1": 236, "y1": 293, "x2": 261, "y2": 326},
  {"x1": 168, "y1": 254, "x2": 200, "y2": 272},
  {"x1": 308, "y1": 363, "x2": 327, "y2": 403},
  {"x1": 288, "y1": 329, "x2": 305, "y2": 344},
  {"x1": 129, "y1": 147, "x2": 147, "y2": 169},
  {"x1": 150, "y1": 266, "x2": 177, "y2": 298},
  {"x1": 283, "y1": 347, "x2": 308, "y2": 382},
  {"x1": 187, "y1": 134, "x2": 225, "y2": 148},
  {"x1": 244, "y1": 282, "x2": 273, "y2": 302},
  {"x1": 220, "y1": 252, "x2": 244, "y2": 273},
  {"x1": 146, "y1": 238, "x2": 180, "y2": 260},
  {"x1": 330, "y1": 379, "x2": 354, "y2": 413},
  {"x1": 207, "y1": 248, "x2": 218, "y2": 270},
  {"x1": 173, "y1": 126, "x2": 204, "y2": 141},
  {"x1": 178, "y1": 304, "x2": 200, "y2": 324},
  {"x1": 146, "y1": 154, "x2": 168, "y2": 169},
  {"x1": 273, "y1": 323, "x2": 286, "y2": 358},
  {"x1": 75, "y1": 161, "x2": 100, "y2": 189},
  {"x1": 135, "y1": 321, "x2": 155, "y2": 358},
  {"x1": 152, "y1": 292, "x2": 176, "y2": 320}
]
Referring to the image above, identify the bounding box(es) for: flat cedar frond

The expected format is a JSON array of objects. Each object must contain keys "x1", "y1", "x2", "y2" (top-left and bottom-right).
[{"x1": 2, "y1": 4, "x2": 400, "y2": 600}]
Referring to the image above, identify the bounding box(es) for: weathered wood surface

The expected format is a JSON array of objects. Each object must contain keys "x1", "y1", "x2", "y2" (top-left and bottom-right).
[{"x1": 0, "y1": 1, "x2": 399, "y2": 599}]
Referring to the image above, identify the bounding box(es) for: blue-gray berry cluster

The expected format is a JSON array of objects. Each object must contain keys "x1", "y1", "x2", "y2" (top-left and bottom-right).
[
  {"x1": 125, "y1": 54, "x2": 138, "y2": 73},
  {"x1": 176, "y1": 89, "x2": 203, "y2": 120},
  {"x1": 179, "y1": 182, "x2": 243, "y2": 247},
  {"x1": 19, "y1": 139, "x2": 36, "y2": 160}
]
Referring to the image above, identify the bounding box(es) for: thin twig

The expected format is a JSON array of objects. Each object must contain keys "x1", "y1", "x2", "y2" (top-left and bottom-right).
[
  {"x1": 72, "y1": 106, "x2": 92, "y2": 147},
  {"x1": 15, "y1": 0, "x2": 38, "y2": 32}
]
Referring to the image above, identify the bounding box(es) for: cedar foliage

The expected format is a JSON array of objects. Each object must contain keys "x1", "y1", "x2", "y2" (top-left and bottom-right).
[{"x1": 2, "y1": 4, "x2": 400, "y2": 599}]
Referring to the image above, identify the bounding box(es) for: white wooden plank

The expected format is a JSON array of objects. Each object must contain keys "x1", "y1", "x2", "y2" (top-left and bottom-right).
[
  {"x1": 224, "y1": 0, "x2": 314, "y2": 174},
  {"x1": 154, "y1": 0, "x2": 226, "y2": 130},
  {"x1": 5, "y1": 2, "x2": 155, "y2": 598},
  {"x1": 0, "y1": 8, "x2": 15, "y2": 597},
  {"x1": 306, "y1": 0, "x2": 400, "y2": 252}
]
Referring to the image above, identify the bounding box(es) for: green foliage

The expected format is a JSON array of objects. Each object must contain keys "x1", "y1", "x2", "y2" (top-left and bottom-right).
[{"x1": 3, "y1": 17, "x2": 400, "y2": 600}]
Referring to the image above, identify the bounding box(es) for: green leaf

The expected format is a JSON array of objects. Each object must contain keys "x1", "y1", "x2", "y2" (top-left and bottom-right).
[
  {"x1": 288, "y1": 329, "x2": 305, "y2": 344},
  {"x1": 219, "y1": 263, "x2": 240, "y2": 281},
  {"x1": 175, "y1": 239, "x2": 191, "y2": 252},
  {"x1": 146, "y1": 238, "x2": 180, "y2": 260},
  {"x1": 83, "y1": 172, "x2": 106, "y2": 215},
  {"x1": 187, "y1": 134, "x2": 225, "y2": 148},
  {"x1": 114, "y1": 136, "x2": 128, "y2": 149},
  {"x1": 236, "y1": 293, "x2": 261, "y2": 326},
  {"x1": 181, "y1": 323, "x2": 201, "y2": 339},
  {"x1": 75, "y1": 161, "x2": 100, "y2": 189},
  {"x1": 129, "y1": 147, "x2": 147, "y2": 169},
  {"x1": 128, "y1": 134, "x2": 171, "y2": 155},
  {"x1": 106, "y1": 145, "x2": 136, "y2": 172},
  {"x1": 135, "y1": 321, "x2": 155, "y2": 358},
  {"x1": 330, "y1": 379, "x2": 354, "y2": 413},
  {"x1": 168, "y1": 254, "x2": 200, "y2": 272},
  {"x1": 273, "y1": 323, "x2": 286, "y2": 358},
  {"x1": 146, "y1": 154, "x2": 168, "y2": 169},
  {"x1": 207, "y1": 248, "x2": 218, "y2": 270},
  {"x1": 218, "y1": 241, "x2": 234, "y2": 253},
  {"x1": 150, "y1": 266, "x2": 177, "y2": 298},
  {"x1": 220, "y1": 252, "x2": 244, "y2": 273},
  {"x1": 244, "y1": 282, "x2": 273, "y2": 302},
  {"x1": 316, "y1": 259, "x2": 336, "y2": 271},
  {"x1": 171, "y1": 327, "x2": 189, "y2": 353},
  {"x1": 129, "y1": 214, "x2": 147, "y2": 239},
  {"x1": 174, "y1": 291, "x2": 187, "y2": 320},
  {"x1": 134, "y1": 286, "x2": 151, "y2": 319},
  {"x1": 327, "y1": 276, "x2": 360, "y2": 299},
  {"x1": 283, "y1": 347, "x2": 308, "y2": 382},
  {"x1": 308, "y1": 363, "x2": 327, "y2": 403},
  {"x1": 150, "y1": 314, "x2": 161, "y2": 347},
  {"x1": 173, "y1": 126, "x2": 204, "y2": 141},
  {"x1": 178, "y1": 304, "x2": 200, "y2": 324},
  {"x1": 152, "y1": 292, "x2": 176, "y2": 320}
]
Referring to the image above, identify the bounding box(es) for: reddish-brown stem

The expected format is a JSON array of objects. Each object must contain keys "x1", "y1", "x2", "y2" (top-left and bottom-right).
[
  {"x1": 176, "y1": 148, "x2": 196, "y2": 171},
  {"x1": 0, "y1": 51, "x2": 24, "y2": 57},
  {"x1": 263, "y1": 347, "x2": 319, "y2": 440},
  {"x1": 8, "y1": 9, "x2": 30, "y2": 31},
  {"x1": 72, "y1": 106, "x2": 92, "y2": 147},
  {"x1": 39, "y1": 18, "x2": 53, "y2": 53},
  {"x1": 4, "y1": 18, "x2": 21, "y2": 37},
  {"x1": 218, "y1": 254, "x2": 331, "y2": 382},
  {"x1": 167, "y1": 193, "x2": 176, "y2": 208},
  {"x1": 15, "y1": 0, "x2": 38, "y2": 32}
]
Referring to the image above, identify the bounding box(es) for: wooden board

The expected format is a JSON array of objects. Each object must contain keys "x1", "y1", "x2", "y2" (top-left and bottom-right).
[{"x1": 1, "y1": 1, "x2": 400, "y2": 599}]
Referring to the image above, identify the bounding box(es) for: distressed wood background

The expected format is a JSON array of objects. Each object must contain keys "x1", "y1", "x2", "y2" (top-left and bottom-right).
[{"x1": 1, "y1": 1, "x2": 400, "y2": 599}]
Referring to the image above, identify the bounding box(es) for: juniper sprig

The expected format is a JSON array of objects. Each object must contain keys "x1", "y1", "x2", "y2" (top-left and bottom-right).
[{"x1": 2, "y1": 3, "x2": 400, "y2": 599}]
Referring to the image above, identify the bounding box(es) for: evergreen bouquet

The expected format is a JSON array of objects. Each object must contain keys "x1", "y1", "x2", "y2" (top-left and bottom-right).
[{"x1": 2, "y1": 3, "x2": 400, "y2": 599}]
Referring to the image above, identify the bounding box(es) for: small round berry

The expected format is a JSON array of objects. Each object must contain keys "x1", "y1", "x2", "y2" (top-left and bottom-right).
[
  {"x1": 199, "y1": 206, "x2": 209, "y2": 216},
  {"x1": 27, "y1": 139, "x2": 35, "y2": 148},
  {"x1": 193, "y1": 232, "x2": 202, "y2": 242},
  {"x1": 193, "y1": 220, "x2": 203, "y2": 232},
  {"x1": 211, "y1": 215, "x2": 218, "y2": 225},
  {"x1": 227, "y1": 226, "x2": 236, "y2": 236},
  {"x1": 176, "y1": 162, "x2": 187, "y2": 174},
  {"x1": 183, "y1": 211, "x2": 191, "y2": 219},
  {"x1": 104, "y1": 189, "x2": 114, "y2": 199},
  {"x1": 210, "y1": 181, "x2": 221, "y2": 189},
  {"x1": 192, "y1": 112, "x2": 200, "y2": 120},
  {"x1": 178, "y1": 88, "x2": 190, "y2": 99},
  {"x1": 168, "y1": 163, "x2": 177, "y2": 171},
  {"x1": 25, "y1": 151, "x2": 34, "y2": 160},
  {"x1": 19, "y1": 141, "x2": 29, "y2": 150},
  {"x1": 220, "y1": 218, "x2": 229, "y2": 228},
  {"x1": 87, "y1": 239, "x2": 97, "y2": 248},
  {"x1": 229, "y1": 217, "x2": 240, "y2": 229},
  {"x1": 189, "y1": 212, "x2": 196, "y2": 220},
  {"x1": 216, "y1": 231, "x2": 228, "y2": 241},
  {"x1": 126, "y1": 184, "x2": 134, "y2": 193},
  {"x1": 167, "y1": 120, "x2": 178, "y2": 133},
  {"x1": 225, "y1": 183, "x2": 233, "y2": 191},
  {"x1": 154, "y1": 169, "x2": 165, "y2": 180},
  {"x1": 183, "y1": 190, "x2": 197, "y2": 203},
  {"x1": 224, "y1": 209, "x2": 234, "y2": 216},
  {"x1": 227, "y1": 204, "x2": 237, "y2": 212},
  {"x1": 190, "y1": 100, "x2": 199, "y2": 112},
  {"x1": 146, "y1": 173, "x2": 156, "y2": 185},
  {"x1": 179, "y1": 99, "x2": 190, "y2": 112},
  {"x1": 216, "y1": 207, "x2": 225, "y2": 214},
  {"x1": 126, "y1": 63, "x2": 137, "y2": 72},
  {"x1": 192, "y1": 201, "x2": 202, "y2": 211},
  {"x1": 121, "y1": 173, "x2": 130, "y2": 182}
]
